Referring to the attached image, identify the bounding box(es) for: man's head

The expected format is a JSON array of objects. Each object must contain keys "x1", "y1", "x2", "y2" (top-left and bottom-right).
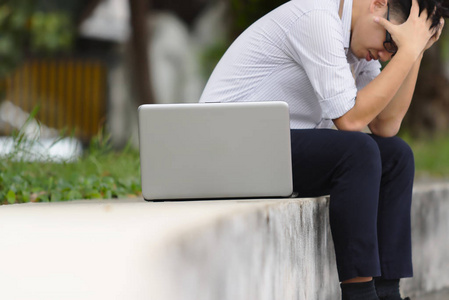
[
  {"x1": 389, "y1": 0, "x2": 449, "y2": 27},
  {"x1": 350, "y1": 0, "x2": 448, "y2": 62}
]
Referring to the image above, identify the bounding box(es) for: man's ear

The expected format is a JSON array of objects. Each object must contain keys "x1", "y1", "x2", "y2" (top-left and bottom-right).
[{"x1": 370, "y1": 0, "x2": 388, "y2": 14}]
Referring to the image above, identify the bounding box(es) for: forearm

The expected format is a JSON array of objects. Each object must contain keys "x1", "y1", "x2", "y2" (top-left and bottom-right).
[
  {"x1": 333, "y1": 49, "x2": 418, "y2": 135},
  {"x1": 368, "y1": 54, "x2": 423, "y2": 135}
]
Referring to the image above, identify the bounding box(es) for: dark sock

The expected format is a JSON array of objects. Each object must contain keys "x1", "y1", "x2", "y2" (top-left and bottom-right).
[
  {"x1": 374, "y1": 277, "x2": 401, "y2": 300},
  {"x1": 340, "y1": 280, "x2": 379, "y2": 300}
]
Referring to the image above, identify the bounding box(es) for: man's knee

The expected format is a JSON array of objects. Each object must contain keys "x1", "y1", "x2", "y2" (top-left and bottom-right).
[
  {"x1": 389, "y1": 136, "x2": 414, "y2": 163},
  {"x1": 347, "y1": 132, "x2": 381, "y2": 157},
  {"x1": 371, "y1": 135, "x2": 415, "y2": 176},
  {"x1": 380, "y1": 136, "x2": 414, "y2": 167},
  {"x1": 342, "y1": 132, "x2": 382, "y2": 172}
]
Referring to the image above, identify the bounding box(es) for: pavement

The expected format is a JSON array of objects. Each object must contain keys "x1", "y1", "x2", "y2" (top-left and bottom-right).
[{"x1": 420, "y1": 289, "x2": 449, "y2": 300}]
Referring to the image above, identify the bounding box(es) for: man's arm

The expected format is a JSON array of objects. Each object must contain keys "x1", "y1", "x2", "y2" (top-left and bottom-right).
[
  {"x1": 367, "y1": 54, "x2": 422, "y2": 137},
  {"x1": 368, "y1": 18, "x2": 444, "y2": 136},
  {"x1": 333, "y1": 50, "x2": 418, "y2": 137}
]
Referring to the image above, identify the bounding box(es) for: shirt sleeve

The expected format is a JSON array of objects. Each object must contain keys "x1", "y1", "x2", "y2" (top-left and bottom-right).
[{"x1": 283, "y1": 9, "x2": 358, "y2": 120}]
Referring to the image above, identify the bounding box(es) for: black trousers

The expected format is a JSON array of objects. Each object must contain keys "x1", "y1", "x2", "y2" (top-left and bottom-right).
[{"x1": 290, "y1": 129, "x2": 414, "y2": 282}]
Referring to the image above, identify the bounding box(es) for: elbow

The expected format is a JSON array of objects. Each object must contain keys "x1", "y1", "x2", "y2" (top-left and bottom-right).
[
  {"x1": 334, "y1": 115, "x2": 400, "y2": 137},
  {"x1": 333, "y1": 110, "x2": 402, "y2": 137},
  {"x1": 333, "y1": 115, "x2": 366, "y2": 133},
  {"x1": 368, "y1": 120, "x2": 401, "y2": 138},
  {"x1": 370, "y1": 127, "x2": 398, "y2": 138}
]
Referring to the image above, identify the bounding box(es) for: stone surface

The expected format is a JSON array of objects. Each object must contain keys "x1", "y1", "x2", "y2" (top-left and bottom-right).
[
  {"x1": 421, "y1": 289, "x2": 449, "y2": 300},
  {"x1": 158, "y1": 197, "x2": 339, "y2": 300},
  {"x1": 402, "y1": 183, "x2": 449, "y2": 297},
  {"x1": 0, "y1": 182, "x2": 448, "y2": 300}
]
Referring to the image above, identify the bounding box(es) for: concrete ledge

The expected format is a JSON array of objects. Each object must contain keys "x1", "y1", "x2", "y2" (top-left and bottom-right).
[
  {"x1": 403, "y1": 183, "x2": 449, "y2": 296},
  {"x1": 0, "y1": 182, "x2": 448, "y2": 299}
]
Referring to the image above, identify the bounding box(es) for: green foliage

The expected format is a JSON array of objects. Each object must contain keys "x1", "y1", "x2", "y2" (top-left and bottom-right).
[
  {"x1": 0, "y1": 111, "x2": 142, "y2": 205},
  {"x1": 200, "y1": 0, "x2": 290, "y2": 79},
  {"x1": 0, "y1": 1, "x2": 29, "y2": 76},
  {"x1": 230, "y1": 0, "x2": 289, "y2": 36},
  {"x1": 200, "y1": 39, "x2": 229, "y2": 79},
  {"x1": 400, "y1": 132, "x2": 449, "y2": 178},
  {"x1": 30, "y1": 11, "x2": 74, "y2": 54},
  {"x1": 0, "y1": 0, "x2": 74, "y2": 77},
  {"x1": 0, "y1": 148, "x2": 142, "y2": 205}
]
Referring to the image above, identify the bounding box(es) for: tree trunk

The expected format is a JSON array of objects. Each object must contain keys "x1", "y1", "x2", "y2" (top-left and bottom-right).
[{"x1": 129, "y1": 0, "x2": 154, "y2": 105}]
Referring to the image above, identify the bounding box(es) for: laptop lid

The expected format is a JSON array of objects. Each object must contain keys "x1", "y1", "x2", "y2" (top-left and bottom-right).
[{"x1": 138, "y1": 101, "x2": 293, "y2": 201}]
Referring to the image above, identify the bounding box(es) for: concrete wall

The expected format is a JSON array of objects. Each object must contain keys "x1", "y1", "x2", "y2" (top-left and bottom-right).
[
  {"x1": 158, "y1": 183, "x2": 449, "y2": 300},
  {"x1": 402, "y1": 183, "x2": 449, "y2": 296},
  {"x1": 0, "y1": 182, "x2": 448, "y2": 299},
  {"x1": 159, "y1": 198, "x2": 340, "y2": 300}
]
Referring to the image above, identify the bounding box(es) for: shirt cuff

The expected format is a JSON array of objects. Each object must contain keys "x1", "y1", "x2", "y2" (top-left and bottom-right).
[{"x1": 319, "y1": 89, "x2": 357, "y2": 120}]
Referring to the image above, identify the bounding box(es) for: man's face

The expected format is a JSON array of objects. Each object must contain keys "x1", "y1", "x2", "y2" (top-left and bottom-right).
[{"x1": 351, "y1": 4, "x2": 400, "y2": 62}]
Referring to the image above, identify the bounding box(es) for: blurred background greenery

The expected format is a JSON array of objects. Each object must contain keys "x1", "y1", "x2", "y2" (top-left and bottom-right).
[
  {"x1": 0, "y1": 0, "x2": 448, "y2": 204},
  {"x1": 0, "y1": 0, "x2": 81, "y2": 77}
]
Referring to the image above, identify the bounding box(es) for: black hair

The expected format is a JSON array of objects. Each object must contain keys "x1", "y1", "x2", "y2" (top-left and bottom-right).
[{"x1": 390, "y1": 0, "x2": 449, "y2": 29}]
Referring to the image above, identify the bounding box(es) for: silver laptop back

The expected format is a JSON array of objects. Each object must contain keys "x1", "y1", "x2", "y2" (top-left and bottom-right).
[{"x1": 138, "y1": 101, "x2": 292, "y2": 201}]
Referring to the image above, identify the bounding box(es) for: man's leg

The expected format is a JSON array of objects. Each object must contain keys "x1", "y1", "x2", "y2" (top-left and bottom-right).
[
  {"x1": 290, "y1": 129, "x2": 382, "y2": 282},
  {"x1": 370, "y1": 135, "x2": 414, "y2": 300}
]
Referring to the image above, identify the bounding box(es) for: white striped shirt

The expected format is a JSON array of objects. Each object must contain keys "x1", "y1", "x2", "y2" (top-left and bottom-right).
[{"x1": 199, "y1": 0, "x2": 381, "y2": 129}]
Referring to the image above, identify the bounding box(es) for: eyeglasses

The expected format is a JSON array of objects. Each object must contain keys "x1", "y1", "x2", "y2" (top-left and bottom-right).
[{"x1": 383, "y1": 3, "x2": 398, "y2": 56}]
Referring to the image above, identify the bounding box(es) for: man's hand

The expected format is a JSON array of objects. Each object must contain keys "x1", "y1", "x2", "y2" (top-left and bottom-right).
[
  {"x1": 424, "y1": 18, "x2": 445, "y2": 52},
  {"x1": 374, "y1": 0, "x2": 437, "y2": 60}
]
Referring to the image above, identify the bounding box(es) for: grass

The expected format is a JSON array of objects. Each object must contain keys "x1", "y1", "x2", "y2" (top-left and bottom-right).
[
  {"x1": 401, "y1": 132, "x2": 449, "y2": 179},
  {"x1": 0, "y1": 128, "x2": 141, "y2": 205}
]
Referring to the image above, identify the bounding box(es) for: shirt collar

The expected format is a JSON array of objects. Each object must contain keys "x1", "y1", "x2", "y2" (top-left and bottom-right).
[{"x1": 341, "y1": 0, "x2": 352, "y2": 51}]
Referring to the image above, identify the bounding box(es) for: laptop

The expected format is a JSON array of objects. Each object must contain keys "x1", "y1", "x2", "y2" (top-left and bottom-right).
[{"x1": 138, "y1": 101, "x2": 293, "y2": 201}]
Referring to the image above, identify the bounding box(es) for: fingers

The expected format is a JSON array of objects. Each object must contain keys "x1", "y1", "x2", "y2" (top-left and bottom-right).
[
  {"x1": 373, "y1": 16, "x2": 394, "y2": 32},
  {"x1": 430, "y1": 15, "x2": 444, "y2": 36},
  {"x1": 424, "y1": 18, "x2": 443, "y2": 51},
  {"x1": 412, "y1": 1, "x2": 435, "y2": 33},
  {"x1": 410, "y1": 0, "x2": 432, "y2": 21},
  {"x1": 435, "y1": 18, "x2": 445, "y2": 40},
  {"x1": 410, "y1": 0, "x2": 420, "y2": 18}
]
